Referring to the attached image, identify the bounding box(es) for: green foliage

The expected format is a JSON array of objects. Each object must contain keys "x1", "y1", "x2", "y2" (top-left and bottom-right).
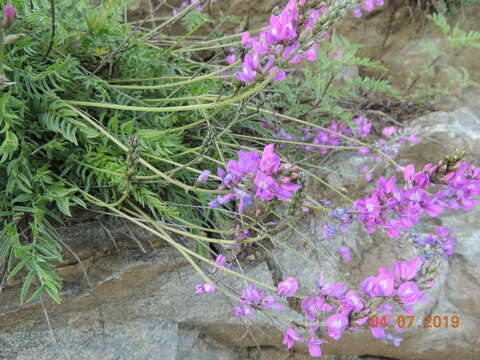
[
  {"x1": 0, "y1": 0, "x2": 232, "y2": 303},
  {"x1": 406, "y1": 13, "x2": 480, "y2": 103}
]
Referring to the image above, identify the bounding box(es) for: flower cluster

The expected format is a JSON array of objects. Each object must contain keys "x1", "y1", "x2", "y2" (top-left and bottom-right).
[
  {"x1": 2, "y1": 3, "x2": 15, "y2": 30},
  {"x1": 356, "y1": 124, "x2": 421, "y2": 181},
  {"x1": 282, "y1": 254, "x2": 440, "y2": 356},
  {"x1": 413, "y1": 226, "x2": 456, "y2": 259},
  {"x1": 209, "y1": 144, "x2": 301, "y2": 213},
  {"x1": 274, "y1": 119, "x2": 359, "y2": 155},
  {"x1": 234, "y1": 0, "x2": 327, "y2": 83},
  {"x1": 233, "y1": 284, "x2": 283, "y2": 318},
  {"x1": 232, "y1": 278, "x2": 298, "y2": 319},
  {"x1": 354, "y1": 161, "x2": 480, "y2": 239}
]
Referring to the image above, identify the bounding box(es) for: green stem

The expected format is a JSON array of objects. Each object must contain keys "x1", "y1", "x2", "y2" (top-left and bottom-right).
[
  {"x1": 67, "y1": 74, "x2": 270, "y2": 113},
  {"x1": 108, "y1": 61, "x2": 238, "y2": 90},
  {"x1": 230, "y1": 133, "x2": 361, "y2": 151}
]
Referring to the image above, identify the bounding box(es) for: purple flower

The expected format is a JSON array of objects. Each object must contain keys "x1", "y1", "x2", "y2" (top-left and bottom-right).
[
  {"x1": 226, "y1": 54, "x2": 236, "y2": 64},
  {"x1": 339, "y1": 246, "x2": 351, "y2": 262},
  {"x1": 354, "y1": 116, "x2": 372, "y2": 138},
  {"x1": 362, "y1": 0, "x2": 375, "y2": 12},
  {"x1": 283, "y1": 327, "x2": 304, "y2": 349},
  {"x1": 218, "y1": 193, "x2": 236, "y2": 205},
  {"x1": 282, "y1": 42, "x2": 300, "y2": 60},
  {"x1": 260, "y1": 144, "x2": 281, "y2": 175},
  {"x1": 277, "y1": 175, "x2": 301, "y2": 200},
  {"x1": 236, "y1": 54, "x2": 257, "y2": 83},
  {"x1": 398, "y1": 281, "x2": 420, "y2": 305},
  {"x1": 358, "y1": 147, "x2": 370, "y2": 155},
  {"x1": 242, "y1": 285, "x2": 264, "y2": 304},
  {"x1": 234, "y1": 187, "x2": 253, "y2": 214},
  {"x1": 277, "y1": 277, "x2": 298, "y2": 297},
  {"x1": 197, "y1": 170, "x2": 211, "y2": 184},
  {"x1": 261, "y1": 295, "x2": 283, "y2": 310},
  {"x1": 305, "y1": 9, "x2": 320, "y2": 31},
  {"x1": 382, "y1": 126, "x2": 397, "y2": 136},
  {"x1": 233, "y1": 305, "x2": 254, "y2": 318},
  {"x1": 442, "y1": 237, "x2": 456, "y2": 255},
  {"x1": 360, "y1": 276, "x2": 376, "y2": 297},
  {"x1": 214, "y1": 254, "x2": 226, "y2": 267},
  {"x1": 393, "y1": 257, "x2": 420, "y2": 281},
  {"x1": 195, "y1": 282, "x2": 216, "y2": 294},
  {"x1": 301, "y1": 296, "x2": 319, "y2": 321},
  {"x1": 326, "y1": 313, "x2": 349, "y2": 340},
  {"x1": 3, "y1": 4, "x2": 16, "y2": 30},
  {"x1": 308, "y1": 338, "x2": 328, "y2": 357},
  {"x1": 254, "y1": 172, "x2": 278, "y2": 201},
  {"x1": 237, "y1": 150, "x2": 260, "y2": 175},
  {"x1": 209, "y1": 199, "x2": 220, "y2": 208},
  {"x1": 304, "y1": 43, "x2": 319, "y2": 62},
  {"x1": 241, "y1": 32, "x2": 251, "y2": 46},
  {"x1": 373, "y1": 274, "x2": 394, "y2": 297},
  {"x1": 353, "y1": 6, "x2": 363, "y2": 18},
  {"x1": 269, "y1": 66, "x2": 287, "y2": 81},
  {"x1": 370, "y1": 325, "x2": 385, "y2": 339},
  {"x1": 320, "y1": 282, "x2": 347, "y2": 298},
  {"x1": 343, "y1": 290, "x2": 364, "y2": 312}
]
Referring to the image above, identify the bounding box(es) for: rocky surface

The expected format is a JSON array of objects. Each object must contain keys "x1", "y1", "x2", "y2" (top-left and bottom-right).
[{"x1": 335, "y1": 0, "x2": 480, "y2": 88}]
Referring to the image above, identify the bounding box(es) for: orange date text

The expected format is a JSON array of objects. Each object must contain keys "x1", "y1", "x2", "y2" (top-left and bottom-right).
[{"x1": 369, "y1": 315, "x2": 460, "y2": 329}]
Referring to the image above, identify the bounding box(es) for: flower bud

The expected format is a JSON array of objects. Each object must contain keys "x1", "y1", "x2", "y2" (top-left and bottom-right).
[
  {"x1": 2, "y1": 4, "x2": 16, "y2": 30},
  {"x1": 427, "y1": 259, "x2": 442, "y2": 275},
  {"x1": 4, "y1": 33, "x2": 25, "y2": 45}
]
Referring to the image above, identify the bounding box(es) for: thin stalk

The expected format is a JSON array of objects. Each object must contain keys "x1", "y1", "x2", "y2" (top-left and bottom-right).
[
  {"x1": 109, "y1": 60, "x2": 239, "y2": 90},
  {"x1": 67, "y1": 73, "x2": 271, "y2": 113}
]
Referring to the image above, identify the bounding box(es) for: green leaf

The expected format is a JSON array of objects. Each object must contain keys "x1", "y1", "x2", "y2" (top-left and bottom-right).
[{"x1": 20, "y1": 270, "x2": 36, "y2": 304}]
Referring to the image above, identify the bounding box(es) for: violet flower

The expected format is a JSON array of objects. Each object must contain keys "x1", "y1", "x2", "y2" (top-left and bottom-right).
[
  {"x1": 326, "y1": 313, "x2": 349, "y2": 340},
  {"x1": 304, "y1": 43, "x2": 319, "y2": 62},
  {"x1": 283, "y1": 327, "x2": 304, "y2": 349},
  {"x1": 2, "y1": 4, "x2": 16, "y2": 30},
  {"x1": 197, "y1": 170, "x2": 211, "y2": 184},
  {"x1": 373, "y1": 274, "x2": 394, "y2": 297},
  {"x1": 226, "y1": 54, "x2": 236, "y2": 64},
  {"x1": 236, "y1": 54, "x2": 257, "y2": 83},
  {"x1": 353, "y1": 6, "x2": 363, "y2": 18},
  {"x1": 354, "y1": 116, "x2": 372, "y2": 138},
  {"x1": 277, "y1": 277, "x2": 298, "y2": 297},
  {"x1": 339, "y1": 246, "x2": 351, "y2": 262},
  {"x1": 261, "y1": 296, "x2": 283, "y2": 310},
  {"x1": 398, "y1": 281, "x2": 421, "y2": 305},
  {"x1": 254, "y1": 173, "x2": 278, "y2": 201},
  {"x1": 260, "y1": 144, "x2": 281, "y2": 175},
  {"x1": 308, "y1": 338, "x2": 328, "y2": 357},
  {"x1": 195, "y1": 282, "x2": 216, "y2": 294}
]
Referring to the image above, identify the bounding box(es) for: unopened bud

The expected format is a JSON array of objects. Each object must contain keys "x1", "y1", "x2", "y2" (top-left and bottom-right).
[
  {"x1": 4, "y1": 33, "x2": 25, "y2": 45},
  {"x1": 427, "y1": 259, "x2": 442, "y2": 275},
  {"x1": 2, "y1": 4, "x2": 16, "y2": 30}
]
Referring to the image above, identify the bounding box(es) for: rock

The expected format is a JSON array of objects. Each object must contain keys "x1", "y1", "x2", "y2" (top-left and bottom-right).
[{"x1": 336, "y1": 0, "x2": 480, "y2": 89}]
